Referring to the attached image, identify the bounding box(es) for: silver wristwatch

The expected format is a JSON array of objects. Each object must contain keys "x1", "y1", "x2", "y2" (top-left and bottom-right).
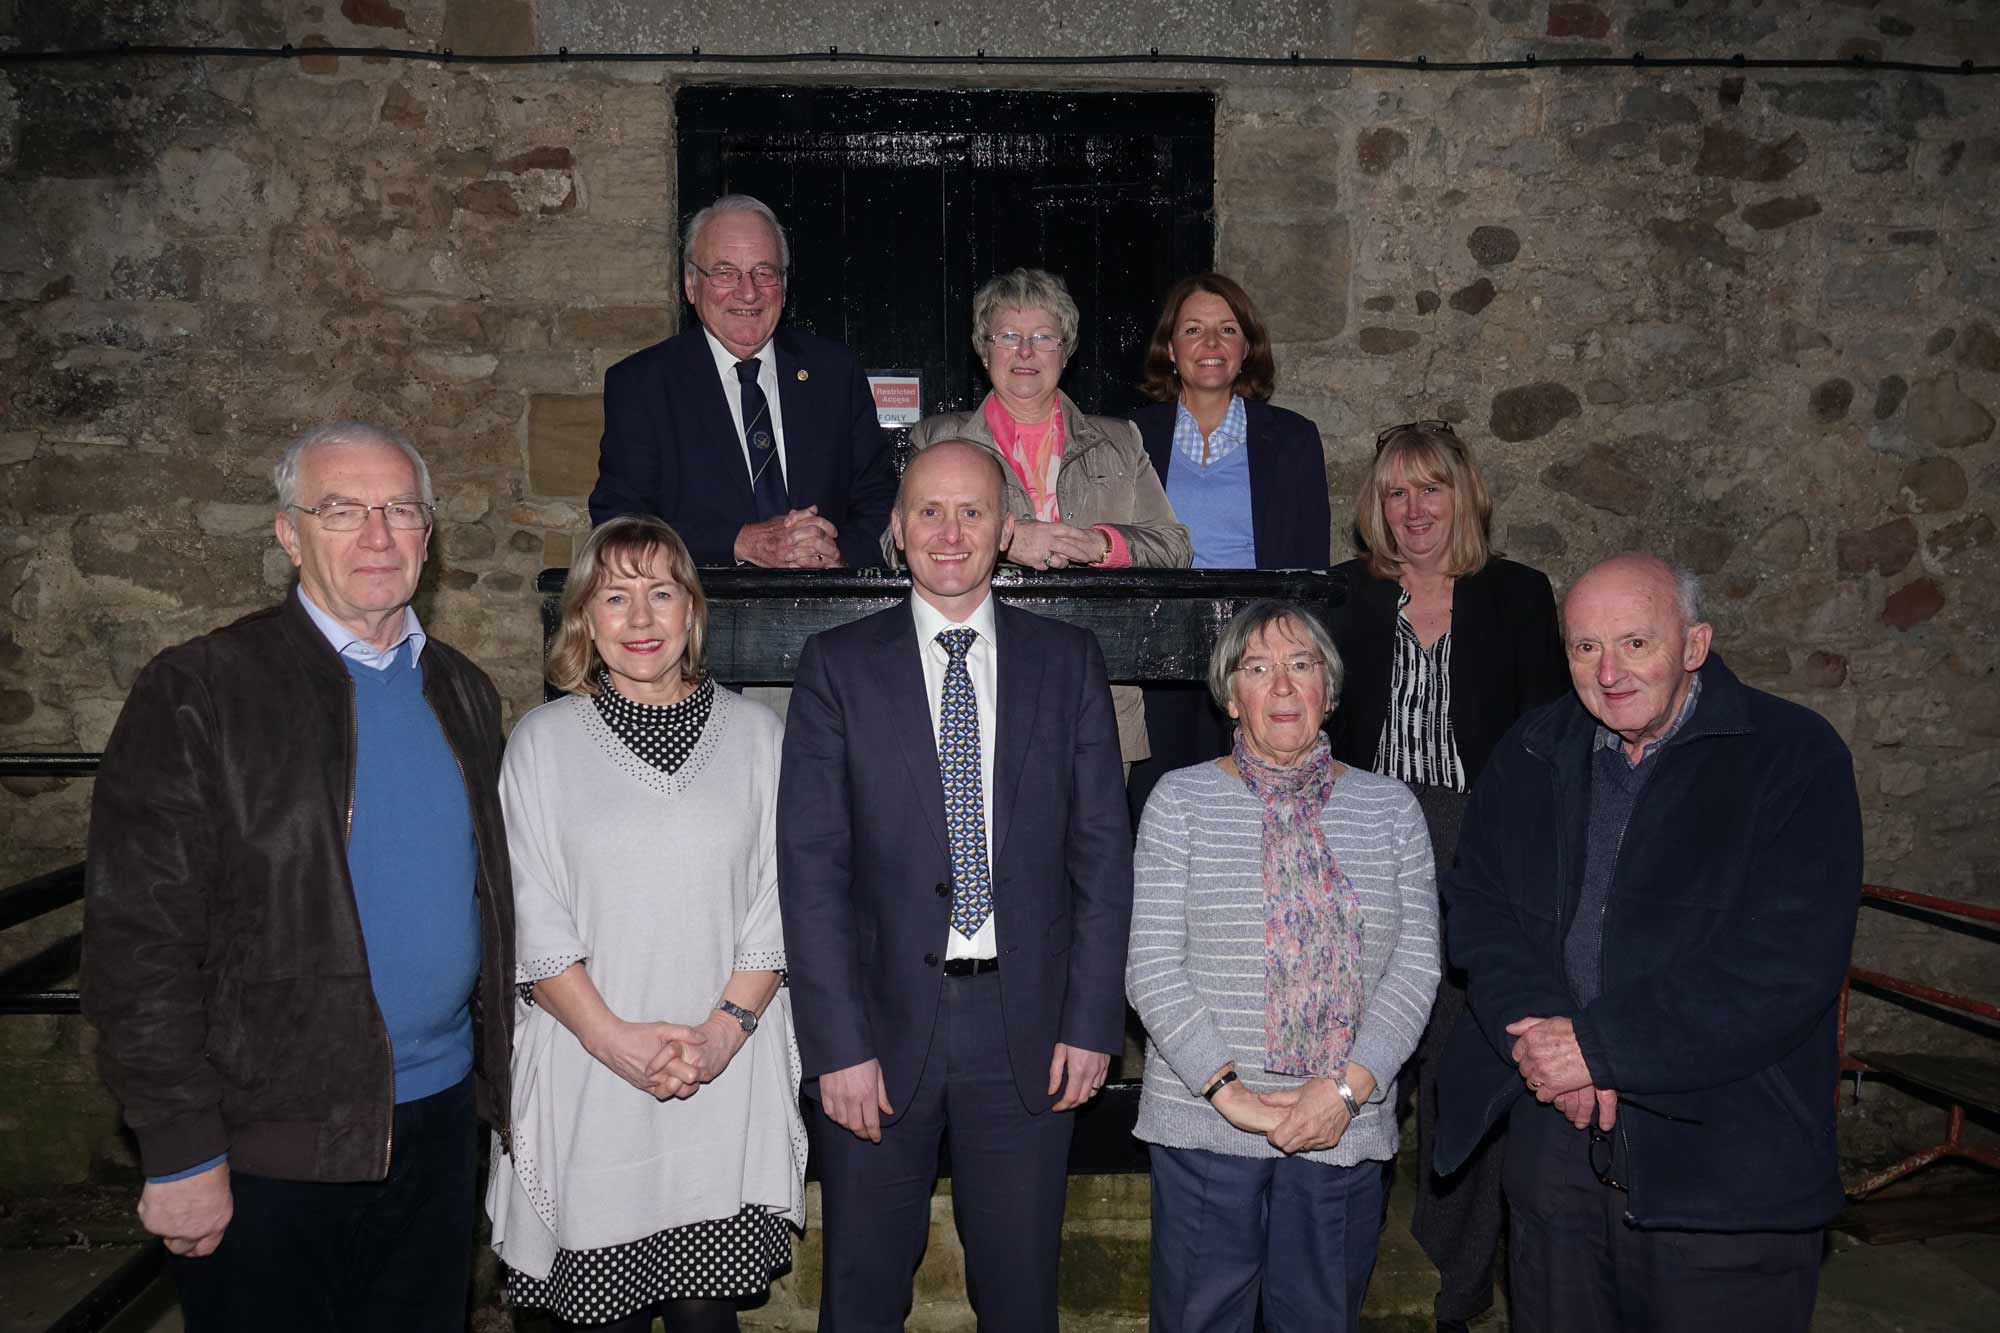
[
  {"x1": 1333, "y1": 1074, "x2": 1364, "y2": 1119},
  {"x1": 717, "y1": 1000, "x2": 759, "y2": 1035}
]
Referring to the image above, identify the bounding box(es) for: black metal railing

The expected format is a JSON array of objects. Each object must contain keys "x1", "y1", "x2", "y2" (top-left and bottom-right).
[{"x1": 1, "y1": 752, "x2": 167, "y2": 1333}]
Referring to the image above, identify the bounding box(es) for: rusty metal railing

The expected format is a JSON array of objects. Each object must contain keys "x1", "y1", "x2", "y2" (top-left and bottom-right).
[{"x1": 1838, "y1": 884, "x2": 2000, "y2": 1199}]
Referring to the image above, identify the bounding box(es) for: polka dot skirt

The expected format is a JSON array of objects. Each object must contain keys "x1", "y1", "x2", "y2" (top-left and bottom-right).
[
  {"x1": 590, "y1": 670, "x2": 714, "y2": 774},
  {"x1": 505, "y1": 1205, "x2": 792, "y2": 1324}
]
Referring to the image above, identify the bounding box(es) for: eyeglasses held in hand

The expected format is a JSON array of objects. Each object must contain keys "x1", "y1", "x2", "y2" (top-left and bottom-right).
[
  {"x1": 984, "y1": 331, "x2": 1065, "y2": 353},
  {"x1": 288, "y1": 501, "x2": 436, "y2": 532},
  {"x1": 688, "y1": 259, "x2": 787, "y2": 290},
  {"x1": 1232, "y1": 657, "x2": 1324, "y2": 683}
]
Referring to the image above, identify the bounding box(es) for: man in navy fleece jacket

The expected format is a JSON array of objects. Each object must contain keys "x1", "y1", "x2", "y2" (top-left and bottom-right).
[{"x1": 1435, "y1": 552, "x2": 1862, "y2": 1333}]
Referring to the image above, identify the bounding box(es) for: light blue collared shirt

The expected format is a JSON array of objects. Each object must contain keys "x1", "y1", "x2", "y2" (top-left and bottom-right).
[{"x1": 297, "y1": 588, "x2": 427, "y2": 672}]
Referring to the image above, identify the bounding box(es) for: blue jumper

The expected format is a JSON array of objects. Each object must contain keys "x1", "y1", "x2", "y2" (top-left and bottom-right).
[{"x1": 344, "y1": 648, "x2": 481, "y2": 1104}]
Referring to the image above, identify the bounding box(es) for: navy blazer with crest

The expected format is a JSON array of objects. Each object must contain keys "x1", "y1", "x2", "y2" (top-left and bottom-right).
[
  {"x1": 589, "y1": 324, "x2": 898, "y2": 569},
  {"x1": 776, "y1": 598, "x2": 1134, "y2": 1117},
  {"x1": 1131, "y1": 397, "x2": 1332, "y2": 569}
]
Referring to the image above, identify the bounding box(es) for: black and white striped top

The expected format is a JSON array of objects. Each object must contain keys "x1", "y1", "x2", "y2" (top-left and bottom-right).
[{"x1": 1372, "y1": 588, "x2": 1467, "y2": 792}]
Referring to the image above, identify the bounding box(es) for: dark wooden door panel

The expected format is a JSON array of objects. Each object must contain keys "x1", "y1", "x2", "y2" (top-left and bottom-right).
[{"x1": 678, "y1": 86, "x2": 1215, "y2": 426}]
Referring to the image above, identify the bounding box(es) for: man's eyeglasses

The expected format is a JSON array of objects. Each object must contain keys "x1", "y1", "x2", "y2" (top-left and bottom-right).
[
  {"x1": 984, "y1": 331, "x2": 1064, "y2": 353},
  {"x1": 1232, "y1": 657, "x2": 1324, "y2": 683},
  {"x1": 688, "y1": 259, "x2": 786, "y2": 290},
  {"x1": 1374, "y1": 419, "x2": 1456, "y2": 453},
  {"x1": 1587, "y1": 1121, "x2": 1627, "y2": 1192},
  {"x1": 287, "y1": 501, "x2": 436, "y2": 532}
]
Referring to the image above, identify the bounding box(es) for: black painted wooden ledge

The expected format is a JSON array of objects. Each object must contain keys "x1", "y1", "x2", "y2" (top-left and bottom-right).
[{"x1": 538, "y1": 566, "x2": 1348, "y2": 687}]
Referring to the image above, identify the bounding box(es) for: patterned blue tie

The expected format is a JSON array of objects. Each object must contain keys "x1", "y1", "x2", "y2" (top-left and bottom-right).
[
  {"x1": 736, "y1": 357, "x2": 789, "y2": 520},
  {"x1": 937, "y1": 627, "x2": 992, "y2": 939}
]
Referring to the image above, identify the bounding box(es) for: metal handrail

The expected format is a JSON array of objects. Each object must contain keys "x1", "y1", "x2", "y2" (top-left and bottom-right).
[
  {"x1": 0, "y1": 862, "x2": 86, "y2": 933},
  {"x1": 0, "y1": 751, "x2": 100, "y2": 778}
]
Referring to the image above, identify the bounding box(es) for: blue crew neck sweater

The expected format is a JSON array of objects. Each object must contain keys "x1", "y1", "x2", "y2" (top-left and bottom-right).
[{"x1": 345, "y1": 647, "x2": 480, "y2": 1104}]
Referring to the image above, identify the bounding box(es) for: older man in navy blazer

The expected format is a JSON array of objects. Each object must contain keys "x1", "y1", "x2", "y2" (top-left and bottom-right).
[
  {"x1": 589, "y1": 194, "x2": 896, "y2": 569},
  {"x1": 779, "y1": 440, "x2": 1133, "y2": 1331}
]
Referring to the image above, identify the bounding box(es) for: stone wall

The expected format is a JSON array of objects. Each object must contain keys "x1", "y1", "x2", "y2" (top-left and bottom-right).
[{"x1": 2, "y1": 0, "x2": 1995, "y2": 1208}]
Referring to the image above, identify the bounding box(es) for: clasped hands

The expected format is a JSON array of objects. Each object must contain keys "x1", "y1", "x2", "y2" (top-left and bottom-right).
[
  {"x1": 1211, "y1": 1062, "x2": 1376, "y2": 1155},
  {"x1": 1005, "y1": 518, "x2": 1109, "y2": 571},
  {"x1": 589, "y1": 1011, "x2": 750, "y2": 1101},
  {"x1": 1507, "y1": 1015, "x2": 1619, "y2": 1130},
  {"x1": 736, "y1": 508, "x2": 843, "y2": 568}
]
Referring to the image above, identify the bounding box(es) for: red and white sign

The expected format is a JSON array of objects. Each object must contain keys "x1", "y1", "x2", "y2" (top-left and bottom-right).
[{"x1": 867, "y1": 373, "x2": 923, "y2": 427}]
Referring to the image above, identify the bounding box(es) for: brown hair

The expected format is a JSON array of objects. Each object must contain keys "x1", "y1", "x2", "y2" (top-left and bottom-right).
[
  {"x1": 1352, "y1": 423, "x2": 1495, "y2": 580},
  {"x1": 1140, "y1": 273, "x2": 1277, "y2": 403},
  {"x1": 546, "y1": 516, "x2": 709, "y2": 696}
]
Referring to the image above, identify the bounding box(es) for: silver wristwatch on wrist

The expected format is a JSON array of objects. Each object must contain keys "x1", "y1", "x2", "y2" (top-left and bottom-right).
[
  {"x1": 717, "y1": 1000, "x2": 759, "y2": 1035},
  {"x1": 1333, "y1": 1074, "x2": 1363, "y2": 1119}
]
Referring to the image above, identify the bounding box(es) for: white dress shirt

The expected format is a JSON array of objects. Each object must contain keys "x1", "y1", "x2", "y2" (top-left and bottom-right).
[
  {"x1": 702, "y1": 327, "x2": 790, "y2": 494},
  {"x1": 908, "y1": 591, "x2": 999, "y2": 961}
]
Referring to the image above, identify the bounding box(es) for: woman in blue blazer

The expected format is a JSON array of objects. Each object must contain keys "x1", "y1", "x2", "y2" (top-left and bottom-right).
[{"x1": 1127, "y1": 273, "x2": 1332, "y2": 818}]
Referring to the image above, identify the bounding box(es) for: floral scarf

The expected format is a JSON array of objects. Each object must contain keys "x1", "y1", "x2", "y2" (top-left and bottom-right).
[{"x1": 1232, "y1": 729, "x2": 1364, "y2": 1078}]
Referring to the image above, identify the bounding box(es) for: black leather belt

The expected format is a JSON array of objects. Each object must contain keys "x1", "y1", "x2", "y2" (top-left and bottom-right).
[{"x1": 941, "y1": 957, "x2": 1000, "y2": 977}]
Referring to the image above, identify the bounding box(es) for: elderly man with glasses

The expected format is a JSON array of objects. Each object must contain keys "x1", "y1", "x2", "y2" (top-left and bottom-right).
[
  {"x1": 590, "y1": 193, "x2": 897, "y2": 570},
  {"x1": 1433, "y1": 552, "x2": 1863, "y2": 1333},
  {"x1": 83, "y1": 421, "x2": 515, "y2": 1332}
]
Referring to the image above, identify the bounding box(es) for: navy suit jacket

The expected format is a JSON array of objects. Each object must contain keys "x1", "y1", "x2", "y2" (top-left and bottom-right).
[
  {"x1": 777, "y1": 599, "x2": 1133, "y2": 1117},
  {"x1": 589, "y1": 324, "x2": 898, "y2": 569},
  {"x1": 1132, "y1": 397, "x2": 1332, "y2": 569}
]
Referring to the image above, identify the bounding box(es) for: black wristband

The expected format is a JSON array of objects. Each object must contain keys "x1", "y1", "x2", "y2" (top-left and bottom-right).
[{"x1": 1201, "y1": 1070, "x2": 1239, "y2": 1102}]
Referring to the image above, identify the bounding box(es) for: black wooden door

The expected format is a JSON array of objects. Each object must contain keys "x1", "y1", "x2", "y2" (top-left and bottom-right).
[{"x1": 676, "y1": 86, "x2": 1216, "y2": 425}]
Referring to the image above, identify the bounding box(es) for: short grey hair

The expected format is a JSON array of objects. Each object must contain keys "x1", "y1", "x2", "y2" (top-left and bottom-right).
[
  {"x1": 971, "y1": 268, "x2": 1080, "y2": 359},
  {"x1": 272, "y1": 421, "x2": 434, "y2": 511},
  {"x1": 683, "y1": 194, "x2": 791, "y2": 276},
  {"x1": 1208, "y1": 600, "x2": 1345, "y2": 714},
  {"x1": 1672, "y1": 564, "x2": 1703, "y2": 625}
]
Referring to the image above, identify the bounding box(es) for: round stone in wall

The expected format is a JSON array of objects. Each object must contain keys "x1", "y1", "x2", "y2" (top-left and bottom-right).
[
  {"x1": 1467, "y1": 225, "x2": 1521, "y2": 267},
  {"x1": 1489, "y1": 381, "x2": 1581, "y2": 442}
]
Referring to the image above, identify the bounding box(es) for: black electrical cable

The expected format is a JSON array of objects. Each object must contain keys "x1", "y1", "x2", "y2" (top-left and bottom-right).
[{"x1": 0, "y1": 42, "x2": 1993, "y2": 76}]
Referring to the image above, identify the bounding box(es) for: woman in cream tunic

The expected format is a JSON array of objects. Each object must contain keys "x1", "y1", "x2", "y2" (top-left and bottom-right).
[{"x1": 488, "y1": 516, "x2": 805, "y2": 1333}]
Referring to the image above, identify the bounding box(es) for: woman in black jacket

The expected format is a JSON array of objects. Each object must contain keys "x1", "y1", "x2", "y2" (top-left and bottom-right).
[
  {"x1": 1329, "y1": 420, "x2": 1569, "y2": 1333},
  {"x1": 1127, "y1": 273, "x2": 1332, "y2": 817}
]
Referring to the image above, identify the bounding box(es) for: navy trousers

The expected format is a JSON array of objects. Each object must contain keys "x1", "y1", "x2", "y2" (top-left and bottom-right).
[
  {"x1": 1504, "y1": 1097, "x2": 1822, "y2": 1333},
  {"x1": 811, "y1": 969, "x2": 1074, "y2": 1332},
  {"x1": 1147, "y1": 1142, "x2": 1385, "y2": 1333},
  {"x1": 170, "y1": 1073, "x2": 479, "y2": 1333}
]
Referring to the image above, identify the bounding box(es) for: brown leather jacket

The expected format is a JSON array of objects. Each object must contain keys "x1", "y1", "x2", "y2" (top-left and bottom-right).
[
  {"x1": 899, "y1": 392, "x2": 1194, "y2": 762},
  {"x1": 83, "y1": 591, "x2": 514, "y2": 1182}
]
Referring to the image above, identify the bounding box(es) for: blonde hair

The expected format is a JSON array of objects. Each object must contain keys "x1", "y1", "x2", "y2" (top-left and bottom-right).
[
  {"x1": 546, "y1": 517, "x2": 708, "y2": 696},
  {"x1": 1352, "y1": 424, "x2": 1494, "y2": 579}
]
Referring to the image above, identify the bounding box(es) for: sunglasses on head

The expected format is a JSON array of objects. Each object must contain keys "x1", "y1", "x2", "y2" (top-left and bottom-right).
[{"x1": 1374, "y1": 419, "x2": 1457, "y2": 453}]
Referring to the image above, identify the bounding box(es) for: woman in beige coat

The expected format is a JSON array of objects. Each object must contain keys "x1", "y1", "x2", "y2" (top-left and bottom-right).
[{"x1": 902, "y1": 267, "x2": 1192, "y2": 762}]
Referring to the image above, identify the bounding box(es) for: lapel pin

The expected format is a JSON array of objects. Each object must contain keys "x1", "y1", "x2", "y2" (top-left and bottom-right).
[{"x1": 796, "y1": 368, "x2": 809, "y2": 381}]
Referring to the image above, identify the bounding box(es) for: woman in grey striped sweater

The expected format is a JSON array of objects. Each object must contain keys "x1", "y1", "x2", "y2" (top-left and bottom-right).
[{"x1": 1127, "y1": 600, "x2": 1439, "y2": 1333}]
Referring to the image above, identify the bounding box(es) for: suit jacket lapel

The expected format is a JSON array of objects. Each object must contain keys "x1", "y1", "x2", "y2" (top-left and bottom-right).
[
  {"x1": 674, "y1": 329, "x2": 755, "y2": 504},
  {"x1": 990, "y1": 603, "x2": 1042, "y2": 863},
  {"x1": 874, "y1": 606, "x2": 952, "y2": 862},
  {"x1": 771, "y1": 330, "x2": 820, "y2": 504},
  {"x1": 1243, "y1": 399, "x2": 1281, "y2": 564}
]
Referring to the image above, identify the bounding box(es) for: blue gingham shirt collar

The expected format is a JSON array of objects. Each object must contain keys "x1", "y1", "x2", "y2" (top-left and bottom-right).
[{"x1": 1171, "y1": 394, "x2": 1248, "y2": 468}]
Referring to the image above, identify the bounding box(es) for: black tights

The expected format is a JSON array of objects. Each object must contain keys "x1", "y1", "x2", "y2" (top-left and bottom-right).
[{"x1": 556, "y1": 1297, "x2": 740, "y2": 1333}]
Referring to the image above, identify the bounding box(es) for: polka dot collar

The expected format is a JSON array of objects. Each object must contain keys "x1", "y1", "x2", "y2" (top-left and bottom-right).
[{"x1": 590, "y1": 669, "x2": 715, "y2": 775}]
